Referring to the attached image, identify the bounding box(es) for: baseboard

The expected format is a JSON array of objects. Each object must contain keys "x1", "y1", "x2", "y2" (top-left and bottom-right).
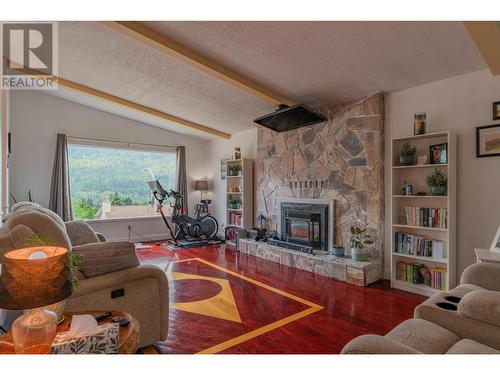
[{"x1": 106, "y1": 233, "x2": 170, "y2": 243}]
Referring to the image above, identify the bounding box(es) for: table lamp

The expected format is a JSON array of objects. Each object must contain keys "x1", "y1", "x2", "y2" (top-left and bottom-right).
[
  {"x1": 194, "y1": 180, "x2": 208, "y2": 201},
  {"x1": 0, "y1": 246, "x2": 72, "y2": 353}
]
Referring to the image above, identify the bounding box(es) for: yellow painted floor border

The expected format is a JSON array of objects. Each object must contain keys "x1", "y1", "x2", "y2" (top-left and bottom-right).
[{"x1": 166, "y1": 257, "x2": 324, "y2": 354}]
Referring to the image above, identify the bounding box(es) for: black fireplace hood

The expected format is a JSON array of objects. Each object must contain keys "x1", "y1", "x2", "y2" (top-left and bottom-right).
[{"x1": 254, "y1": 104, "x2": 326, "y2": 133}]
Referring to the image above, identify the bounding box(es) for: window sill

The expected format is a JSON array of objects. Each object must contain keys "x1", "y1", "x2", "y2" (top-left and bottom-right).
[{"x1": 84, "y1": 215, "x2": 170, "y2": 224}]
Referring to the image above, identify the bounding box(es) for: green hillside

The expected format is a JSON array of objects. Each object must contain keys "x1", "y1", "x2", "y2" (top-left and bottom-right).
[{"x1": 68, "y1": 144, "x2": 176, "y2": 218}]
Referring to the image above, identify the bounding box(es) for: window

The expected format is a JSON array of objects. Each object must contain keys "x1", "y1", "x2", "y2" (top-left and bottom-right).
[{"x1": 67, "y1": 141, "x2": 176, "y2": 220}]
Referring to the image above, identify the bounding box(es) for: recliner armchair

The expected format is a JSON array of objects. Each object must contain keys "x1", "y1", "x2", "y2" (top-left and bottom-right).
[{"x1": 0, "y1": 202, "x2": 168, "y2": 348}]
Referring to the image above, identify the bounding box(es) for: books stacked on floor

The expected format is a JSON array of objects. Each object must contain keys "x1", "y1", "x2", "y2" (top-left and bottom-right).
[
  {"x1": 228, "y1": 211, "x2": 242, "y2": 226},
  {"x1": 431, "y1": 268, "x2": 447, "y2": 291},
  {"x1": 395, "y1": 261, "x2": 425, "y2": 284},
  {"x1": 394, "y1": 232, "x2": 445, "y2": 259},
  {"x1": 403, "y1": 206, "x2": 448, "y2": 229}
]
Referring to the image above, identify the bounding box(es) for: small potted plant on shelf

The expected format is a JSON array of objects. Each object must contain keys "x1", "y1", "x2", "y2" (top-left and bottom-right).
[
  {"x1": 426, "y1": 168, "x2": 447, "y2": 196},
  {"x1": 348, "y1": 225, "x2": 373, "y2": 262},
  {"x1": 399, "y1": 143, "x2": 417, "y2": 165},
  {"x1": 230, "y1": 198, "x2": 241, "y2": 209}
]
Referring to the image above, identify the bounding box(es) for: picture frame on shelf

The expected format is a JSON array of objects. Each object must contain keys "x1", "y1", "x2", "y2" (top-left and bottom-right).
[
  {"x1": 476, "y1": 124, "x2": 500, "y2": 158},
  {"x1": 490, "y1": 225, "x2": 500, "y2": 254},
  {"x1": 493, "y1": 101, "x2": 500, "y2": 120},
  {"x1": 429, "y1": 143, "x2": 448, "y2": 164}
]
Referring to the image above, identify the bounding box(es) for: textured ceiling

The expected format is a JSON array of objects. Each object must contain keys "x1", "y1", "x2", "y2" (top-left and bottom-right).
[{"x1": 53, "y1": 21, "x2": 485, "y2": 138}]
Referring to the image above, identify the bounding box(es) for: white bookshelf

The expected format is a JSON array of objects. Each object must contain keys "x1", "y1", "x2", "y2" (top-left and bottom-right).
[
  {"x1": 225, "y1": 159, "x2": 253, "y2": 245},
  {"x1": 390, "y1": 131, "x2": 456, "y2": 297}
]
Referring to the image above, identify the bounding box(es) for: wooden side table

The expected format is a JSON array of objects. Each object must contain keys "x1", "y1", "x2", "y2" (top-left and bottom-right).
[{"x1": 0, "y1": 310, "x2": 140, "y2": 354}]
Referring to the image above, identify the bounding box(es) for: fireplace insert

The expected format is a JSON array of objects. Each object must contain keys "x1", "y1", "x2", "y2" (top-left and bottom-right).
[{"x1": 280, "y1": 202, "x2": 329, "y2": 251}]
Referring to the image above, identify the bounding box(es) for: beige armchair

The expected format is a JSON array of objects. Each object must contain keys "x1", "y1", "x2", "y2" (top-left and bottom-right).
[{"x1": 0, "y1": 202, "x2": 168, "y2": 348}]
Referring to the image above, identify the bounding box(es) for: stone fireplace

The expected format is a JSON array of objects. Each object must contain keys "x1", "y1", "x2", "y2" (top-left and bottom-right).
[
  {"x1": 277, "y1": 197, "x2": 334, "y2": 251},
  {"x1": 256, "y1": 93, "x2": 385, "y2": 262}
]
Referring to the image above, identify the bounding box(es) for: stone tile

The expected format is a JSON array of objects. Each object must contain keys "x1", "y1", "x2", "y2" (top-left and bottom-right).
[
  {"x1": 238, "y1": 239, "x2": 248, "y2": 253},
  {"x1": 303, "y1": 143, "x2": 321, "y2": 165},
  {"x1": 340, "y1": 129, "x2": 364, "y2": 157},
  {"x1": 348, "y1": 157, "x2": 367, "y2": 167},
  {"x1": 346, "y1": 266, "x2": 365, "y2": 286},
  {"x1": 294, "y1": 254, "x2": 317, "y2": 272},
  {"x1": 302, "y1": 127, "x2": 317, "y2": 145},
  {"x1": 247, "y1": 242, "x2": 257, "y2": 256},
  {"x1": 346, "y1": 116, "x2": 381, "y2": 132},
  {"x1": 280, "y1": 251, "x2": 295, "y2": 267},
  {"x1": 324, "y1": 260, "x2": 347, "y2": 281},
  {"x1": 313, "y1": 264, "x2": 329, "y2": 277}
]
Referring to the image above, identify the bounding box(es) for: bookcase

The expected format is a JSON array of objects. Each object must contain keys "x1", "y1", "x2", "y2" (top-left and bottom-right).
[
  {"x1": 390, "y1": 131, "x2": 456, "y2": 296},
  {"x1": 225, "y1": 158, "x2": 253, "y2": 246}
]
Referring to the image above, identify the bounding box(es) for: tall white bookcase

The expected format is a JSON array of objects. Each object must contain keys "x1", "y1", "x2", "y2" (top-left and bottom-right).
[
  {"x1": 390, "y1": 131, "x2": 456, "y2": 296},
  {"x1": 225, "y1": 159, "x2": 253, "y2": 246}
]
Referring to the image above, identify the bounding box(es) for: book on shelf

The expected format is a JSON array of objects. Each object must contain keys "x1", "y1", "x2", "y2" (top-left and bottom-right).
[
  {"x1": 395, "y1": 261, "x2": 447, "y2": 291},
  {"x1": 431, "y1": 268, "x2": 447, "y2": 291},
  {"x1": 228, "y1": 211, "x2": 242, "y2": 227},
  {"x1": 403, "y1": 206, "x2": 448, "y2": 229},
  {"x1": 394, "y1": 232, "x2": 445, "y2": 259}
]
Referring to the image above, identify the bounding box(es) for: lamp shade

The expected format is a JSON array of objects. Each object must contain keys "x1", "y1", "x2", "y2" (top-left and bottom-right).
[
  {"x1": 0, "y1": 246, "x2": 72, "y2": 310},
  {"x1": 194, "y1": 180, "x2": 208, "y2": 191}
]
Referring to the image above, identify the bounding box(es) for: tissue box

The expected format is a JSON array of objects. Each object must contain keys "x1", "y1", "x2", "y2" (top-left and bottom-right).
[{"x1": 50, "y1": 323, "x2": 120, "y2": 354}]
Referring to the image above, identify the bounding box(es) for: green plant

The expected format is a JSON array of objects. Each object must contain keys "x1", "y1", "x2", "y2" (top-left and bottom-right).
[
  {"x1": 24, "y1": 234, "x2": 82, "y2": 287},
  {"x1": 426, "y1": 168, "x2": 447, "y2": 187},
  {"x1": 348, "y1": 226, "x2": 373, "y2": 249},
  {"x1": 400, "y1": 143, "x2": 417, "y2": 157},
  {"x1": 230, "y1": 198, "x2": 241, "y2": 205}
]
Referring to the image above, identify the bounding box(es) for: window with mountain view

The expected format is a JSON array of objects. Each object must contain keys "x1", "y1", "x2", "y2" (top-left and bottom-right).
[{"x1": 67, "y1": 143, "x2": 176, "y2": 220}]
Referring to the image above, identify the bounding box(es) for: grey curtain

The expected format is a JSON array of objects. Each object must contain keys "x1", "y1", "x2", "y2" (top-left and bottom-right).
[
  {"x1": 176, "y1": 146, "x2": 188, "y2": 213},
  {"x1": 49, "y1": 133, "x2": 73, "y2": 221}
]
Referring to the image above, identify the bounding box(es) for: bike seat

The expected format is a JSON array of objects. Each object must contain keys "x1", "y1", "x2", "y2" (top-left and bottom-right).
[{"x1": 200, "y1": 199, "x2": 211, "y2": 204}]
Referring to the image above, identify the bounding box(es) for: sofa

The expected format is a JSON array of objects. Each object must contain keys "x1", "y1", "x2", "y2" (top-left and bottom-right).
[
  {"x1": 0, "y1": 202, "x2": 168, "y2": 348},
  {"x1": 342, "y1": 261, "x2": 500, "y2": 354}
]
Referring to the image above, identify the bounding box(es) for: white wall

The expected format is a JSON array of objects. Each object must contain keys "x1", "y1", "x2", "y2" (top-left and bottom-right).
[
  {"x1": 385, "y1": 69, "x2": 500, "y2": 279},
  {"x1": 9, "y1": 91, "x2": 210, "y2": 241},
  {"x1": 207, "y1": 128, "x2": 258, "y2": 228}
]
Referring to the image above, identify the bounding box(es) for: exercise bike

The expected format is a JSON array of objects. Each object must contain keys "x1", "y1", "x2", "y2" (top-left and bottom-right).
[{"x1": 147, "y1": 179, "x2": 220, "y2": 247}]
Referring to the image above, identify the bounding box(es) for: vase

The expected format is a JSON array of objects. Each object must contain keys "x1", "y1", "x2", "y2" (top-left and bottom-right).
[
  {"x1": 399, "y1": 155, "x2": 416, "y2": 165},
  {"x1": 331, "y1": 246, "x2": 345, "y2": 257},
  {"x1": 351, "y1": 247, "x2": 368, "y2": 262},
  {"x1": 430, "y1": 186, "x2": 446, "y2": 196}
]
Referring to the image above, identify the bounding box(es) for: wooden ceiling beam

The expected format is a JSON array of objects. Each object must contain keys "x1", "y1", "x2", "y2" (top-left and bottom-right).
[
  {"x1": 464, "y1": 21, "x2": 500, "y2": 76},
  {"x1": 13, "y1": 65, "x2": 231, "y2": 139},
  {"x1": 103, "y1": 21, "x2": 297, "y2": 107}
]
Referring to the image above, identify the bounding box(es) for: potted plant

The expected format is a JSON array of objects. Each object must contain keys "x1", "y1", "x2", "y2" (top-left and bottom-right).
[
  {"x1": 348, "y1": 225, "x2": 373, "y2": 262},
  {"x1": 426, "y1": 168, "x2": 447, "y2": 196},
  {"x1": 331, "y1": 231, "x2": 345, "y2": 257},
  {"x1": 399, "y1": 143, "x2": 417, "y2": 165},
  {"x1": 230, "y1": 198, "x2": 241, "y2": 209}
]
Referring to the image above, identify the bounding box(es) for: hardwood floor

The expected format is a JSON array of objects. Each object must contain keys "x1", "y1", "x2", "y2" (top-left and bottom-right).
[{"x1": 137, "y1": 243, "x2": 425, "y2": 354}]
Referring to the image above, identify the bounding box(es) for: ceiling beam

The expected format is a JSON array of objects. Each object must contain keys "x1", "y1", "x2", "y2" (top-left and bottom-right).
[
  {"x1": 103, "y1": 21, "x2": 297, "y2": 107},
  {"x1": 464, "y1": 21, "x2": 500, "y2": 76},
  {"x1": 13, "y1": 65, "x2": 231, "y2": 139}
]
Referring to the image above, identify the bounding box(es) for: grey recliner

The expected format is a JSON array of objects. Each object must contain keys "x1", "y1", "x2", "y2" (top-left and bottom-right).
[{"x1": 0, "y1": 202, "x2": 168, "y2": 348}]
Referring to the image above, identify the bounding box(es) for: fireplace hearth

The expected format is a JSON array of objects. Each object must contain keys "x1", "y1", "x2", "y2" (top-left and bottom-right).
[{"x1": 276, "y1": 198, "x2": 334, "y2": 252}]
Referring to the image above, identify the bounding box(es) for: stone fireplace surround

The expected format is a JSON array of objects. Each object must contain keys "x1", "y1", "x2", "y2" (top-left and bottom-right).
[{"x1": 252, "y1": 93, "x2": 385, "y2": 285}]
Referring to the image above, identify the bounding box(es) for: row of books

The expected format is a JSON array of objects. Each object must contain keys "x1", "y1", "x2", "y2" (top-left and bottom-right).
[
  {"x1": 394, "y1": 232, "x2": 445, "y2": 258},
  {"x1": 395, "y1": 261, "x2": 447, "y2": 291},
  {"x1": 431, "y1": 268, "x2": 447, "y2": 291},
  {"x1": 395, "y1": 262, "x2": 425, "y2": 284},
  {"x1": 403, "y1": 206, "x2": 448, "y2": 229},
  {"x1": 228, "y1": 212, "x2": 243, "y2": 227}
]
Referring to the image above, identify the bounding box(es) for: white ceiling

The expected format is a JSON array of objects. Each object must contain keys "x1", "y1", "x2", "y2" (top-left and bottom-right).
[{"x1": 53, "y1": 21, "x2": 486, "y2": 138}]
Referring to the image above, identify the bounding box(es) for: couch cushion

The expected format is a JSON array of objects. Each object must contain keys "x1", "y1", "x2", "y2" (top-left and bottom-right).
[
  {"x1": 386, "y1": 318, "x2": 459, "y2": 354},
  {"x1": 447, "y1": 339, "x2": 500, "y2": 354},
  {"x1": 458, "y1": 290, "x2": 500, "y2": 327},
  {"x1": 450, "y1": 283, "x2": 485, "y2": 296},
  {"x1": 73, "y1": 241, "x2": 139, "y2": 278},
  {"x1": 65, "y1": 221, "x2": 100, "y2": 246}
]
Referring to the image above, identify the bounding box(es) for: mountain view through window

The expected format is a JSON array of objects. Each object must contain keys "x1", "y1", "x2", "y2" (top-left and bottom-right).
[{"x1": 68, "y1": 144, "x2": 176, "y2": 220}]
